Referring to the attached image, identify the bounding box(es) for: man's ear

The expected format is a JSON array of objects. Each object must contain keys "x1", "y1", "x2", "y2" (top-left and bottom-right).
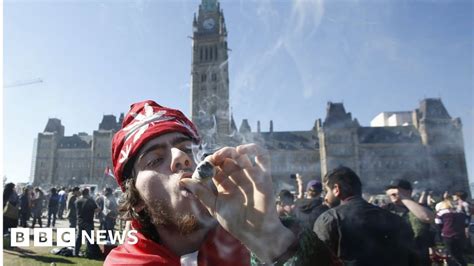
[
  {"x1": 133, "y1": 201, "x2": 146, "y2": 213},
  {"x1": 333, "y1": 184, "x2": 341, "y2": 198}
]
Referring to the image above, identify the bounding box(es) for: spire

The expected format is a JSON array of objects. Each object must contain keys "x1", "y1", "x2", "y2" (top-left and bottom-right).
[
  {"x1": 44, "y1": 118, "x2": 65, "y2": 137},
  {"x1": 118, "y1": 113, "x2": 124, "y2": 126},
  {"x1": 201, "y1": 0, "x2": 218, "y2": 12},
  {"x1": 323, "y1": 102, "x2": 354, "y2": 128},
  {"x1": 230, "y1": 113, "x2": 237, "y2": 132},
  {"x1": 239, "y1": 119, "x2": 251, "y2": 134},
  {"x1": 419, "y1": 98, "x2": 451, "y2": 120}
]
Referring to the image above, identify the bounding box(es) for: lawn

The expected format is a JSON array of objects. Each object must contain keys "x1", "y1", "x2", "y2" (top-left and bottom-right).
[{"x1": 3, "y1": 246, "x2": 104, "y2": 266}]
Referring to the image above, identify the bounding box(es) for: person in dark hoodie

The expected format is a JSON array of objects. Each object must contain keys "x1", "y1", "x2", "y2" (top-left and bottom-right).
[{"x1": 294, "y1": 174, "x2": 329, "y2": 229}]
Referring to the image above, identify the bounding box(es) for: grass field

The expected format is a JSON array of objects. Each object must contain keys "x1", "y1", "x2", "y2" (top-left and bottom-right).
[
  {"x1": 3, "y1": 218, "x2": 112, "y2": 265},
  {"x1": 3, "y1": 246, "x2": 104, "y2": 266}
]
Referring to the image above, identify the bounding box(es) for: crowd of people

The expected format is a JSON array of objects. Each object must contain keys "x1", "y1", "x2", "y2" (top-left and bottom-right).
[
  {"x1": 3, "y1": 183, "x2": 120, "y2": 257},
  {"x1": 3, "y1": 100, "x2": 473, "y2": 265},
  {"x1": 276, "y1": 172, "x2": 472, "y2": 266},
  {"x1": 105, "y1": 100, "x2": 474, "y2": 266}
]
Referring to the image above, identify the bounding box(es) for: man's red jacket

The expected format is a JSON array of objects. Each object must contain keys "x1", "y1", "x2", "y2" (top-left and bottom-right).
[{"x1": 104, "y1": 225, "x2": 250, "y2": 266}]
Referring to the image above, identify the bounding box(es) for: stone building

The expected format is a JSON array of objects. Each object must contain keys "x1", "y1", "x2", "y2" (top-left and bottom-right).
[
  {"x1": 190, "y1": 0, "x2": 230, "y2": 146},
  {"x1": 190, "y1": 0, "x2": 469, "y2": 194},
  {"x1": 31, "y1": 0, "x2": 469, "y2": 195},
  {"x1": 31, "y1": 115, "x2": 122, "y2": 188}
]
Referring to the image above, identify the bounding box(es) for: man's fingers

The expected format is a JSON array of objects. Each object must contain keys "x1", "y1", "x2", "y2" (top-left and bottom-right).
[
  {"x1": 213, "y1": 168, "x2": 238, "y2": 193},
  {"x1": 216, "y1": 158, "x2": 253, "y2": 190},
  {"x1": 179, "y1": 178, "x2": 216, "y2": 214},
  {"x1": 236, "y1": 143, "x2": 270, "y2": 171},
  {"x1": 211, "y1": 147, "x2": 239, "y2": 166},
  {"x1": 208, "y1": 147, "x2": 254, "y2": 170},
  {"x1": 236, "y1": 154, "x2": 253, "y2": 169}
]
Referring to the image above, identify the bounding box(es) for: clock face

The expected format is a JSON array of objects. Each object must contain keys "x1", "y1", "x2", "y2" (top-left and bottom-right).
[{"x1": 203, "y1": 18, "x2": 215, "y2": 30}]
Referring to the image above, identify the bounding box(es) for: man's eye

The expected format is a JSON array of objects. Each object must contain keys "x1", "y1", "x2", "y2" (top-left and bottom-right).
[
  {"x1": 146, "y1": 158, "x2": 163, "y2": 168},
  {"x1": 183, "y1": 148, "x2": 193, "y2": 155},
  {"x1": 178, "y1": 145, "x2": 193, "y2": 156}
]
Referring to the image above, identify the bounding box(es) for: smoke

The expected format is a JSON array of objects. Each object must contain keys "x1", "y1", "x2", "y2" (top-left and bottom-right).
[
  {"x1": 192, "y1": 142, "x2": 218, "y2": 165},
  {"x1": 232, "y1": 0, "x2": 326, "y2": 113}
]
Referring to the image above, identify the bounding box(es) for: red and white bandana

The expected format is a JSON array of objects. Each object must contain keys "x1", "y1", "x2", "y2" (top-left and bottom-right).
[{"x1": 111, "y1": 100, "x2": 200, "y2": 190}]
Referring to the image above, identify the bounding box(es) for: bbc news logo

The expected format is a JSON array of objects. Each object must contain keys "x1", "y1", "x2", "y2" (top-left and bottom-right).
[{"x1": 11, "y1": 228, "x2": 138, "y2": 247}]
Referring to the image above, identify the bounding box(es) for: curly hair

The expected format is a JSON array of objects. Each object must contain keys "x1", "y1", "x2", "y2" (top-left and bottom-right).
[{"x1": 118, "y1": 174, "x2": 161, "y2": 243}]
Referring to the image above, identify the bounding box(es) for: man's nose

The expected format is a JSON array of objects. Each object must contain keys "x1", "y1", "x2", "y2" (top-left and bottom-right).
[{"x1": 170, "y1": 147, "x2": 192, "y2": 172}]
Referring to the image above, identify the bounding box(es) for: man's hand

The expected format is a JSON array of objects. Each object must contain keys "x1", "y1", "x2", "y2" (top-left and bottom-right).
[
  {"x1": 391, "y1": 188, "x2": 434, "y2": 223},
  {"x1": 296, "y1": 173, "x2": 304, "y2": 199},
  {"x1": 180, "y1": 143, "x2": 295, "y2": 263},
  {"x1": 397, "y1": 187, "x2": 412, "y2": 200},
  {"x1": 296, "y1": 173, "x2": 303, "y2": 184}
]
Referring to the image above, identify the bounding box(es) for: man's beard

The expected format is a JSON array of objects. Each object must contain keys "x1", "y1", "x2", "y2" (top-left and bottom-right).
[
  {"x1": 144, "y1": 199, "x2": 201, "y2": 235},
  {"x1": 325, "y1": 197, "x2": 341, "y2": 208}
]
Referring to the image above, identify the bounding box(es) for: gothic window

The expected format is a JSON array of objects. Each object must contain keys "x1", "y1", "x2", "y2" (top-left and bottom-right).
[
  {"x1": 212, "y1": 73, "x2": 217, "y2": 81},
  {"x1": 200, "y1": 47, "x2": 203, "y2": 62},
  {"x1": 205, "y1": 46, "x2": 208, "y2": 61},
  {"x1": 210, "y1": 46, "x2": 213, "y2": 60},
  {"x1": 213, "y1": 86, "x2": 217, "y2": 92},
  {"x1": 214, "y1": 45, "x2": 218, "y2": 60},
  {"x1": 201, "y1": 74, "x2": 207, "y2": 82}
]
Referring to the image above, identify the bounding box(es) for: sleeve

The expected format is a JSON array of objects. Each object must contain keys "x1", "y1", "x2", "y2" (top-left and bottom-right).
[
  {"x1": 313, "y1": 211, "x2": 339, "y2": 256},
  {"x1": 463, "y1": 202, "x2": 471, "y2": 217},
  {"x1": 92, "y1": 199, "x2": 99, "y2": 210},
  {"x1": 435, "y1": 209, "x2": 446, "y2": 225},
  {"x1": 9, "y1": 193, "x2": 19, "y2": 205}
]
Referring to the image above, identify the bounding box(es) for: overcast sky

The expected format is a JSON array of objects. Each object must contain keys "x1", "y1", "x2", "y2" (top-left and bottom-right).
[{"x1": 3, "y1": 0, "x2": 473, "y2": 188}]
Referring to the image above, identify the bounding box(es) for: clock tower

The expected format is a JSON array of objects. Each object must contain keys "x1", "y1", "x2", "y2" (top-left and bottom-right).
[{"x1": 191, "y1": 0, "x2": 230, "y2": 143}]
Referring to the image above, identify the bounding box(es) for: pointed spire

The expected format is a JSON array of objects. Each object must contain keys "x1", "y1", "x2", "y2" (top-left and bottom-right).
[
  {"x1": 44, "y1": 118, "x2": 65, "y2": 136},
  {"x1": 201, "y1": 0, "x2": 218, "y2": 12},
  {"x1": 118, "y1": 113, "x2": 125, "y2": 129},
  {"x1": 239, "y1": 119, "x2": 251, "y2": 134},
  {"x1": 230, "y1": 112, "x2": 237, "y2": 132}
]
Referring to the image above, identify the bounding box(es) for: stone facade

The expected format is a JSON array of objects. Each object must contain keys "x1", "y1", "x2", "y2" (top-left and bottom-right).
[
  {"x1": 31, "y1": 115, "x2": 122, "y2": 188},
  {"x1": 190, "y1": 0, "x2": 230, "y2": 145},
  {"x1": 213, "y1": 99, "x2": 468, "y2": 195},
  {"x1": 190, "y1": 1, "x2": 470, "y2": 195},
  {"x1": 31, "y1": 0, "x2": 470, "y2": 196},
  {"x1": 315, "y1": 100, "x2": 469, "y2": 194}
]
